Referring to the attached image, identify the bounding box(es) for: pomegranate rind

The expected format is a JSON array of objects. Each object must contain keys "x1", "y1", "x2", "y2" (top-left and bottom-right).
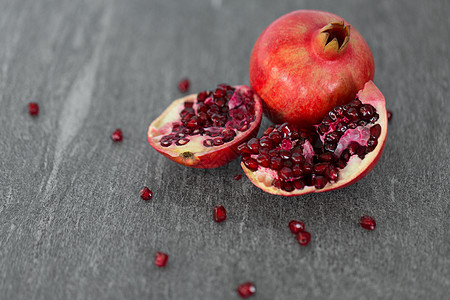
[
  {"x1": 241, "y1": 81, "x2": 387, "y2": 196},
  {"x1": 148, "y1": 85, "x2": 263, "y2": 168}
]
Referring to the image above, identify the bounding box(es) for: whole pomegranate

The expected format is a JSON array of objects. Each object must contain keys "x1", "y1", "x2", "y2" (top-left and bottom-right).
[{"x1": 249, "y1": 10, "x2": 374, "y2": 127}]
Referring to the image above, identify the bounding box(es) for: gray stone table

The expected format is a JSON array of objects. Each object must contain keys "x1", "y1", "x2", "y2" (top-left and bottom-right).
[{"x1": 0, "y1": 0, "x2": 449, "y2": 299}]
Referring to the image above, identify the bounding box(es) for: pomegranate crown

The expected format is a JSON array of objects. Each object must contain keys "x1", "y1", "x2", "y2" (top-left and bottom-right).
[{"x1": 316, "y1": 21, "x2": 351, "y2": 57}]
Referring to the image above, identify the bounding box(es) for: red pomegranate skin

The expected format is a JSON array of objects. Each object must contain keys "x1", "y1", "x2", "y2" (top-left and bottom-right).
[{"x1": 250, "y1": 10, "x2": 375, "y2": 127}]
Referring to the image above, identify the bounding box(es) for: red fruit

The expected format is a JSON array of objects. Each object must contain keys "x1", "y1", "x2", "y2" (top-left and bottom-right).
[
  {"x1": 155, "y1": 252, "x2": 169, "y2": 267},
  {"x1": 240, "y1": 81, "x2": 388, "y2": 196},
  {"x1": 360, "y1": 215, "x2": 376, "y2": 230},
  {"x1": 289, "y1": 220, "x2": 305, "y2": 234},
  {"x1": 249, "y1": 10, "x2": 374, "y2": 127},
  {"x1": 297, "y1": 231, "x2": 311, "y2": 246},
  {"x1": 213, "y1": 205, "x2": 227, "y2": 222},
  {"x1": 28, "y1": 102, "x2": 39, "y2": 116},
  {"x1": 111, "y1": 129, "x2": 123, "y2": 142},
  {"x1": 237, "y1": 282, "x2": 256, "y2": 298},
  {"x1": 178, "y1": 78, "x2": 190, "y2": 93},
  {"x1": 233, "y1": 174, "x2": 242, "y2": 181},
  {"x1": 140, "y1": 186, "x2": 153, "y2": 201},
  {"x1": 148, "y1": 84, "x2": 263, "y2": 168}
]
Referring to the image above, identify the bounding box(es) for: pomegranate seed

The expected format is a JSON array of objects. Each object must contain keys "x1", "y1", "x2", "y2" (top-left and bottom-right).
[
  {"x1": 292, "y1": 164, "x2": 303, "y2": 177},
  {"x1": 387, "y1": 110, "x2": 393, "y2": 121},
  {"x1": 293, "y1": 179, "x2": 305, "y2": 190},
  {"x1": 263, "y1": 125, "x2": 274, "y2": 135},
  {"x1": 360, "y1": 215, "x2": 376, "y2": 230},
  {"x1": 247, "y1": 138, "x2": 260, "y2": 153},
  {"x1": 268, "y1": 130, "x2": 282, "y2": 144},
  {"x1": 237, "y1": 282, "x2": 256, "y2": 298},
  {"x1": 213, "y1": 205, "x2": 227, "y2": 222},
  {"x1": 28, "y1": 102, "x2": 39, "y2": 116},
  {"x1": 243, "y1": 158, "x2": 258, "y2": 171},
  {"x1": 233, "y1": 174, "x2": 242, "y2": 181},
  {"x1": 313, "y1": 163, "x2": 328, "y2": 174},
  {"x1": 111, "y1": 128, "x2": 123, "y2": 142},
  {"x1": 178, "y1": 78, "x2": 190, "y2": 93},
  {"x1": 313, "y1": 175, "x2": 328, "y2": 189},
  {"x1": 297, "y1": 231, "x2": 311, "y2": 246},
  {"x1": 370, "y1": 124, "x2": 382, "y2": 139},
  {"x1": 317, "y1": 124, "x2": 329, "y2": 135},
  {"x1": 288, "y1": 220, "x2": 305, "y2": 234},
  {"x1": 256, "y1": 153, "x2": 271, "y2": 167},
  {"x1": 325, "y1": 166, "x2": 338, "y2": 182},
  {"x1": 154, "y1": 252, "x2": 169, "y2": 267},
  {"x1": 349, "y1": 99, "x2": 362, "y2": 107},
  {"x1": 270, "y1": 156, "x2": 283, "y2": 170},
  {"x1": 139, "y1": 186, "x2": 153, "y2": 201},
  {"x1": 359, "y1": 104, "x2": 374, "y2": 119}
]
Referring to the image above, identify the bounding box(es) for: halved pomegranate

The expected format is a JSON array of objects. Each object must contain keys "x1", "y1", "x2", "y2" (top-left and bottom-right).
[
  {"x1": 148, "y1": 84, "x2": 263, "y2": 168},
  {"x1": 239, "y1": 81, "x2": 387, "y2": 196}
]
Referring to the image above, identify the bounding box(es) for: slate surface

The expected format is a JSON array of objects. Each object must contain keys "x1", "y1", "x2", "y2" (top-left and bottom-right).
[{"x1": 0, "y1": 0, "x2": 449, "y2": 299}]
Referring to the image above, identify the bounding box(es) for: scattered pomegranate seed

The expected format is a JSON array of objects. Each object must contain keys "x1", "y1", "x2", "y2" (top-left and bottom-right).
[
  {"x1": 178, "y1": 78, "x2": 190, "y2": 93},
  {"x1": 213, "y1": 205, "x2": 227, "y2": 222},
  {"x1": 288, "y1": 220, "x2": 305, "y2": 234},
  {"x1": 387, "y1": 110, "x2": 393, "y2": 122},
  {"x1": 28, "y1": 102, "x2": 39, "y2": 116},
  {"x1": 154, "y1": 252, "x2": 169, "y2": 267},
  {"x1": 297, "y1": 231, "x2": 311, "y2": 246},
  {"x1": 233, "y1": 174, "x2": 242, "y2": 181},
  {"x1": 360, "y1": 215, "x2": 376, "y2": 230},
  {"x1": 139, "y1": 186, "x2": 153, "y2": 201},
  {"x1": 237, "y1": 282, "x2": 256, "y2": 298},
  {"x1": 111, "y1": 128, "x2": 123, "y2": 142}
]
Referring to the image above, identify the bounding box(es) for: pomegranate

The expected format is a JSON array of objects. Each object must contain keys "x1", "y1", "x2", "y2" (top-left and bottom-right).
[
  {"x1": 148, "y1": 84, "x2": 263, "y2": 168},
  {"x1": 239, "y1": 81, "x2": 387, "y2": 196},
  {"x1": 249, "y1": 10, "x2": 374, "y2": 127}
]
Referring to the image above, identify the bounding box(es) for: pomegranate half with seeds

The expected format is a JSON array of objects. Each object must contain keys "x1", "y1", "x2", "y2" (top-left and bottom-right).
[
  {"x1": 148, "y1": 84, "x2": 262, "y2": 168},
  {"x1": 239, "y1": 81, "x2": 387, "y2": 196}
]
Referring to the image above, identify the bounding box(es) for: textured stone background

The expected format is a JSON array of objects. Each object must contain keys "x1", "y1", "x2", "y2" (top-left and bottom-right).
[{"x1": 0, "y1": 0, "x2": 449, "y2": 299}]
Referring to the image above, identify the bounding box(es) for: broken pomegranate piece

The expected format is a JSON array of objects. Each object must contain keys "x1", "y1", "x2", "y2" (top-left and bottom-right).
[
  {"x1": 239, "y1": 81, "x2": 388, "y2": 196},
  {"x1": 148, "y1": 84, "x2": 262, "y2": 168}
]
